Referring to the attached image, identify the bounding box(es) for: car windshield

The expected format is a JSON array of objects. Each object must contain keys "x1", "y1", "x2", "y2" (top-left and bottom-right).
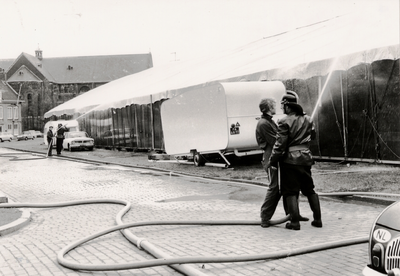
[
  {"x1": 66, "y1": 132, "x2": 89, "y2": 138},
  {"x1": 23, "y1": 131, "x2": 30, "y2": 135}
]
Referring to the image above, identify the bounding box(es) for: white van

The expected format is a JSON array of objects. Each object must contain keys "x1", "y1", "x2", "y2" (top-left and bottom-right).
[{"x1": 43, "y1": 120, "x2": 79, "y2": 146}]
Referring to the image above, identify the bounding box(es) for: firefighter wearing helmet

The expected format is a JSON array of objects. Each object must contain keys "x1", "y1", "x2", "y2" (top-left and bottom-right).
[{"x1": 266, "y1": 90, "x2": 322, "y2": 231}]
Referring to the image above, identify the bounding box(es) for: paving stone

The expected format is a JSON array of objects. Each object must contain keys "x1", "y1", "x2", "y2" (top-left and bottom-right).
[{"x1": 0, "y1": 148, "x2": 386, "y2": 275}]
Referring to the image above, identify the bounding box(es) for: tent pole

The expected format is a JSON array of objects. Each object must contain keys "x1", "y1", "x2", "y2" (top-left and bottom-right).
[
  {"x1": 340, "y1": 72, "x2": 348, "y2": 158},
  {"x1": 150, "y1": 95, "x2": 155, "y2": 150},
  {"x1": 134, "y1": 105, "x2": 139, "y2": 149},
  {"x1": 111, "y1": 108, "x2": 116, "y2": 150}
]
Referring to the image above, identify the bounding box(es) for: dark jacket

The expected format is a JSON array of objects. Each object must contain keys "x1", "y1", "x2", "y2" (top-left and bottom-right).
[
  {"x1": 55, "y1": 126, "x2": 68, "y2": 139},
  {"x1": 269, "y1": 112, "x2": 315, "y2": 166},
  {"x1": 255, "y1": 114, "x2": 278, "y2": 159},
  {"x1": 47, "y1": 130, "x2": 53, "y2": 143}
]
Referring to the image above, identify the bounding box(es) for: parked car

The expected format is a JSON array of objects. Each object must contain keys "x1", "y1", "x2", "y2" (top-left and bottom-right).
[
  {"x1": 34, "y1": 131, "x2": 44, "y2": 138},
  {"x1": 0, "y1": 133, "x2": 13, "y2": 142},
  {"x1": 63, "y1": 131, "x2": 94, "y2": 151},
  {"x1": 362, "y1": 200, "x2": 400, "y2": 275},
  {"x1": 17, "y1": 131, "x2": 35, "y2": 141}
]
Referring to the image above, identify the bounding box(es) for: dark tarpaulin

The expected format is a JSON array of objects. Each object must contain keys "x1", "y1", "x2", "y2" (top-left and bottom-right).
[
  {"x1": 282, "y1": 59, "x2": 399, "y2": 162},
  {"x1": 74, "y1": 59, "x2": 399, "y2": 163}
]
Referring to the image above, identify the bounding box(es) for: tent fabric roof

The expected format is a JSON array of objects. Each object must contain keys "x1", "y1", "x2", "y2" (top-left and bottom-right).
[{"x1": 44, "y1": 11, "x2": 400, "y2": 119}]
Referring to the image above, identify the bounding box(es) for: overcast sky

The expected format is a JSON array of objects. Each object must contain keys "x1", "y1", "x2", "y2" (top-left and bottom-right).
[{"x1": 1, "y1": 0, "x2": 398, "y2": 67}]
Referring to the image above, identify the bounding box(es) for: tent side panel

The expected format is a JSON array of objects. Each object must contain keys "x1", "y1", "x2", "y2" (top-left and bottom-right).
[
  {"x1": 152, "y1": 100, "x2": 164, "y2": 151},
  {"x1": 125, "y1": 105, "x2": 134, "y2": 149},
  {"x1": 90, "y1": 110, "x2": 101, "y2": 147},
  {"x1": 135, "y1": 104, "x2": 143, "y2": 148},
  {"x1": 374, "y1": 59, "x2": 400, "y2": 161},
  {"x1": 103, "y1": 109, "x2": 113, "y2": 147},
  {"x1": 130, "y1": 104, "x2": 138, "y2": 148},
  {"x1": 345, "y1": 64, "x2": 376, "y2": 160},
  {"x1": 314, "y1": 72, "x2": 347, "y2": 158},
  {"x1": 121, "y1": 107, "x2": 129, "y2": 147},
  {"x1": 113, "y1": 109, "x2": 122, "y2": 147},
  {"x1": 135, "y1": 104, "x2": 153, "y2": 150},
  {"x1": 283, "y1": 59, "x2": 400, "y2": 162}
]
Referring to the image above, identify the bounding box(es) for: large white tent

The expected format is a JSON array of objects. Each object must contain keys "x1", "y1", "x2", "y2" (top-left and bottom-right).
[{"x1": 44, "y1": 9, "x2": 399, "y2": 119}]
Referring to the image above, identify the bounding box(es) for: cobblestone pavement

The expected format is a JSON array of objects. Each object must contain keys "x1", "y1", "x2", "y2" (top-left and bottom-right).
[{"x1": 0, "y1": 148, "x2": 386, "y2": 276}]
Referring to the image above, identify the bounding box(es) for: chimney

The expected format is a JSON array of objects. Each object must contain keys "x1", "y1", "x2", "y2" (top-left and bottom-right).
[{"x1": 35, "y1": 49, "x2": 43, "y2": 60}]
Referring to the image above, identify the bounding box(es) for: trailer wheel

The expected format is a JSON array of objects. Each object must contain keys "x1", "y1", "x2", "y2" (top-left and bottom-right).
[{"x1": 193, "y1": 153, "x2": 205, "y2": 167}]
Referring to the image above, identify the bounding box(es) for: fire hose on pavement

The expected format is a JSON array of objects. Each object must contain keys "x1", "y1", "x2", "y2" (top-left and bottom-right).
[
  {"x1": 2, "y1": 190, "x2": 399, "y2": 276},
  {"x1": 1, "y1": 152, "x2": 399, "y2": 275}
]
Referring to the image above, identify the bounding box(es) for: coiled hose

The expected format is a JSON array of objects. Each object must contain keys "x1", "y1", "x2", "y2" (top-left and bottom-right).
[
  {"x1": 1, "y1": 152, "x2": 399, "y2": 275},
  {"x1": 2, "y1": 191, "x2": 399, "y2": 275}
]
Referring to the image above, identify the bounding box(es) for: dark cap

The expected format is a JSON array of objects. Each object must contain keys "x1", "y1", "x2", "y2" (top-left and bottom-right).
[
  {"x1": 281, "y1": 90, "x2": 304, "y2": 115},
  {"x1": 281, "y1": 90, "x2": 299, "y2": 104}
]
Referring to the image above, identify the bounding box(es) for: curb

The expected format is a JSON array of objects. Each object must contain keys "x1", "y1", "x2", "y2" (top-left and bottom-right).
[
  {"x1": 351, "y1": 195, "x2": 397, "y2": 205},
  {"x1": 0, "y1": 209, "x2": 31, "y2": 236},
  {"x1": 0, "y1": 193, "x2": 32, "y2": 236},
  {"x1": 7, "y1": 147, "x2": 270, "y2": 186},
  {"x1": 0, "y1": 147, "x2": 398, "y2": 237}
]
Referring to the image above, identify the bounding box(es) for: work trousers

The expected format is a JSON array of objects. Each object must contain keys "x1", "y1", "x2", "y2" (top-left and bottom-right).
[
  {"x1": 260, "y1": 166, "x2": 281, "y2": 222},
  {"x1": 56, "y1": 138, "x2": 64, "y2": 154},
  {"x1": 280, "y1": 163, "x2": 316, "y2": 197}
]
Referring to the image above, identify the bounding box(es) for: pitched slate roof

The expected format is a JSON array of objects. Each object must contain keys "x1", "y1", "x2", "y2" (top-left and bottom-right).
[
  {"x1": 5, "y1": 52, "x2": 153, "y2": 84},
  {"x1": 0, "y1": 59, "x2": 14, "y2": 72},
  {"x1": 0, "y1": 81, "x2": 18, "y2": 103}
]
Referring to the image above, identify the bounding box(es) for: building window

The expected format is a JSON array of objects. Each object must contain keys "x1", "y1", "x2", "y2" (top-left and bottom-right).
[
  {"x1": 8, "y1": 124, "x2": 12, "y2": 130},
  {"x1": 13, "y1": 107, "x2": 18, "y2": 119},
  {"x1": 0, "y1": 106, "x2": 3, "y2": 119},
  {"x1": 14, "y1": 124, "x2": 18, "y2": 129},
  {"x1": 7, "y1": 107, "x2": 12, "y2": 119}
]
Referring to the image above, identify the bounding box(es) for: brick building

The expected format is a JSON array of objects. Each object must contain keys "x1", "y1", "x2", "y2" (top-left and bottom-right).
[
  {"x1": 0, "y1": 50, "x2": 153, "y2": 133},
  {"x1": 0, "y1": 80, "x2": 20, "y2": 136}
]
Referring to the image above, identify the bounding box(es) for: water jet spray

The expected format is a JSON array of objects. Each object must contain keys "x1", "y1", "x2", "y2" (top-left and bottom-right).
[{"x1": 311, "y1": 56, "x2": 340, "y2": 120}]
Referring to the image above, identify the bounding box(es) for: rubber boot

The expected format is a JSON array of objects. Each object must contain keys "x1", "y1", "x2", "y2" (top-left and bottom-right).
[
  {"x1": 285, "y1": 195, "x2": 301, "y2": 230},
  {"x1": 308, "y1": 194, "x2": 323, "y2": 228},
  {"x1": 284, "y1": 196, "x2": 309, "y2": 222}
]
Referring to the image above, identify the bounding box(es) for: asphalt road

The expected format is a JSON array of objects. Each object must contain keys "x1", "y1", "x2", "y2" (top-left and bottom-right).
[{"x1": 0, "y1": 145, "x2": 390, "y2": 276}]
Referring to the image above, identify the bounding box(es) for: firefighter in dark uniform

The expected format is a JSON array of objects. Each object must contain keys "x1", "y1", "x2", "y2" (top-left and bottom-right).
[
  {"x1": 46, "y1": 126, "x2": 54, "y2": 156},
  {"x1": 256, "y1": 98, "x2": 308, "y2": 227},
  {"x1": 266, "y1": 91, "x2": 322, "y2": 231},
  {"x1": 55, "y1": 124, "x2": 68, "y2": 155}
]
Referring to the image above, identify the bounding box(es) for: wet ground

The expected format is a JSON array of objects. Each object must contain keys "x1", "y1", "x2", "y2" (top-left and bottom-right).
[{"x1": 0, "y1": 146, "x2": 393, "y2": 276}]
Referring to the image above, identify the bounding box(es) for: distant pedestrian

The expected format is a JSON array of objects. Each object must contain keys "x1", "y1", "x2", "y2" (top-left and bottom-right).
[
  {"x1": 267, "y1": 91, "x2": 322, "y2": 231},
  {"x1": 55, "y1": 124, "x2": 68, "y2": 155},
  {"x1": 256, "y1": 98, "x2": 307, "y2": 228},
  {"x1": 46, "y1": 126, "x2": 54, "y2": 157}
]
